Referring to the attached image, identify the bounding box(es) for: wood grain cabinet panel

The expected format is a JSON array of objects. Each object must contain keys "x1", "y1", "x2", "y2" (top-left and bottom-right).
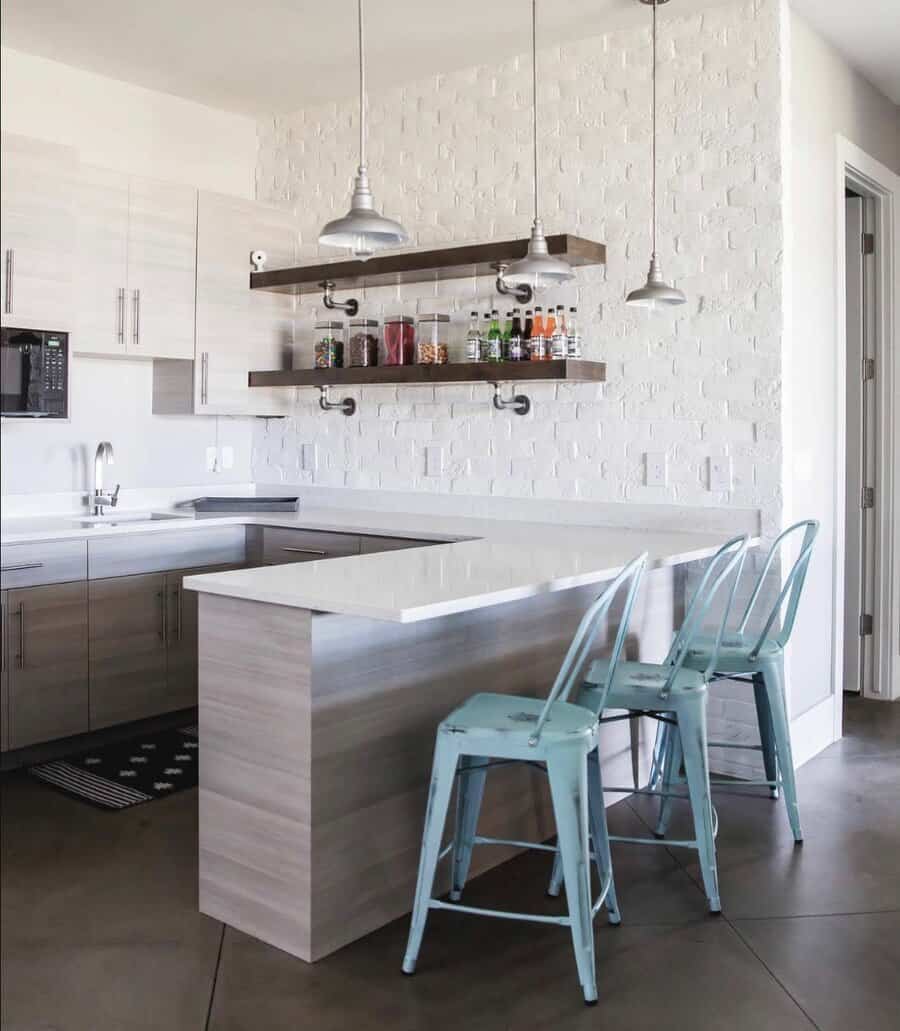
[
  {"x1": 89, "y1": 573, "x2": 168, "y2": 729},
  {"x1": 1, "y1": 591, "x2": 9, "y2": 752},
  {"x1": 260, "y1": 527, "x2": 360, "y2": 565},
  {"x1": 7, "y1": 581, "x2": 89, "y2": 749},
  {"x1": 0, "y1": 133, "x2": 77, "y2": 331},
  {"x1": 358, "y1": 535, "x2": 443, "y2": 554}
]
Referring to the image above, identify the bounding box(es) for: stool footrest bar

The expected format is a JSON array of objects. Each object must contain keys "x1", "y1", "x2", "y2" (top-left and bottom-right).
[
  {"x1": 472, "y1": 835, "x2": 559, "y2": 854},
  {"x1": 429, "y1": 898, "x2": 573, "y2": 927}
]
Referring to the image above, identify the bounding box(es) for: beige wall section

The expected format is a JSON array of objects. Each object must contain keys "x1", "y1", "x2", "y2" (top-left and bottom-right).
[
  {"x1": 785, "y1": 8, "x2": 900, "y2": 715},
  {"x1": 0, "y1": 47, "x2": 257, "y2": 197}
]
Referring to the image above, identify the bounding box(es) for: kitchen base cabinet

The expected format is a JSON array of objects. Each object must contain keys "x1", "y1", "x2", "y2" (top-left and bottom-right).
[
  {"x1": 6, "y1": 581, "x2": 89, "y2": 750},
  {"x1": 89, "y1": 573, "x2": 168, "y2": 730},
  {"x1": 1, "y1": 592, "x2": 8, "y2": 752}
]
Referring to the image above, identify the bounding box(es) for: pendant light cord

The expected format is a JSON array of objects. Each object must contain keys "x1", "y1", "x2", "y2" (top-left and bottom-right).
[
  {"x1": 650, "y1": 0, "x2": 657, "y2": 259},
  {"x1": 358, "y1": 0, "x2": 366, "y2": 170},
  {"x1": 531, "y1": 0, "x2": 539, "y2": 225}
]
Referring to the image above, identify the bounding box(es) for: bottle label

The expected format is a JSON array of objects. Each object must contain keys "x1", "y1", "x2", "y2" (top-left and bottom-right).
[
  {"x1": 508, "y1": 335, "x2": 524, "y2": 361},
  {"x1": 466, "y1": 336, "x2": 481, "y2": 362},
  {"x1": 567, "y1": 334, "x2": 581, "y2": 358}
]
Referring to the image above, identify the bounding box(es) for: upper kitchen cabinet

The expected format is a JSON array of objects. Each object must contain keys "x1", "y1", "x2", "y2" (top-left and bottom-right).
[
  {"x1": 152, "y1": 190, "x2": 297, "y2": 416},
  {"x1": 0, "y1": 134, "x2": 77, "y2": 331},
  {"x1": 73, "y1": 166, "x2": 197, "y2": 359}
]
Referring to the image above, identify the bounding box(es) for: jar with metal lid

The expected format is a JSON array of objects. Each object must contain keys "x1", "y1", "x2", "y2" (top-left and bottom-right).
[
  {"x1": 416, "y1": 314, "x2": 450, "y2": 364},
  {"x1": 383, "y1": 315, "x2": 415, "y2": 366},
  {"x1": 314, "y1": 321, "x2": 344, "y2": 369},
  {"x1": 347, "y1": 319, "x2": 380, "y2": 367}
]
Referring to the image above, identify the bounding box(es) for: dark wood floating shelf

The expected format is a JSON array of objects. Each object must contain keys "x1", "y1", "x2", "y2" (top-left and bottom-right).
[
  {"x1": 249, "y1": 359, "x2": 606, "y2": 389},
  {"x1": 250, "y1": 235, "x2": 606, "y2": 293}
]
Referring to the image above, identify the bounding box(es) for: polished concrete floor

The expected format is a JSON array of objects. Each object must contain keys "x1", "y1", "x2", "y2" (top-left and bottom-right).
[{"x1": 2, "y1": 696, "x2": 898, "y2": 1030}]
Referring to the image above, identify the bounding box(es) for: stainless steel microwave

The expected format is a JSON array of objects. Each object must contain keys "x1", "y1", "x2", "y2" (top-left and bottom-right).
[{"x1": 0, "y1": 327, "x2": 69, "y2": 418}]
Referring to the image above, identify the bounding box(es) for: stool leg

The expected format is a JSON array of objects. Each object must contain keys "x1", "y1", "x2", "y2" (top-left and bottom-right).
[
  {"x1": 402, "y1": 735, "x2": 459, "y2": 975},
  {"x1": 547, "y1": 747, "x2": 598, "y2": 1005},
  {"x1": 450, "y1": 755, "x2": 488, "y2": 901},
  {"x1": 677, "y1": 703, "x2": 721, "y2": 914},
  {"x1": 759, "y1": 657, "x2": 802, "y2": 842},
  {"x1": 587, "y1": 751, "x2": 621, "y2": 925},
  {"x1": 752, "y1": 672, "x2": 780, "y2": 800},
  {"x1": 546, "y1": 845, "x2": 564, "y2": 898},
  {"x1": 646, "y1": 719, "x2": 670, "y2": 791},
  {"x1": 654, "y1": 722, "x2": 682, "y2": 839}
]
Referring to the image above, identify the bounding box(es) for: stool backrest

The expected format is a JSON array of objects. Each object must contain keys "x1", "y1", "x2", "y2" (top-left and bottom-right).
[
  {"x1": 735, "y1": 519, "x2": 819, "y2": 659},
  {"x1": 661, "y1": 535, "x2": 749, "y2": 696},
  {"x1": 528, "y1": 552, "x2": 647, "y2": 747}
]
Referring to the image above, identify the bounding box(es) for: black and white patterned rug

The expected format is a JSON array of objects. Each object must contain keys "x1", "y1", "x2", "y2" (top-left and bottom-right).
[{"x1": 28, "y1": 726, "x2": 198, "y2": 810}]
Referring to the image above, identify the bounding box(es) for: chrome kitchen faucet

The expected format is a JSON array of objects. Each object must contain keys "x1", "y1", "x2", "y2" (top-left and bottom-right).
[{"x1": 92, "y1": 441, "x2": 120, "y2": 516}]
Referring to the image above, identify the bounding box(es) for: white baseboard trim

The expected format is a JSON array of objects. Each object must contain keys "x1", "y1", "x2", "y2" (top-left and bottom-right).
[{"x1": 791, "y1": 693, "x2": 839, "y2": 769}]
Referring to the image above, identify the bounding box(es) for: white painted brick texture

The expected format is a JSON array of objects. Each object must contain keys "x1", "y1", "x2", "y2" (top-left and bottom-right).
[{"x1": 253, "y1": 0, "x2": 785, "y2": 543}]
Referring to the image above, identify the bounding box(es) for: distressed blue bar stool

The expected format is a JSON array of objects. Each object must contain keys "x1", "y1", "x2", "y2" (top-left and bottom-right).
[
  {"x1": 653, "y1": 520, "x2": 819, "y2": 844},
  {"x1": 547, "y1": 535, "x2": 749, "y2": 915},
  {"x1": 402, "y1": 554, "x2": 647, "y2": 1005}
]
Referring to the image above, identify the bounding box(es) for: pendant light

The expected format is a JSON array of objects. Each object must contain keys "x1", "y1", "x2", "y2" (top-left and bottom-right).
[
  {"x1": 501, "y1": 0, "x2": 574, "y2": 291},
  {"x1": 626, "y1": 0, "x2": 685, "y2": 308},
  {"x1": 318, "y1": 0, "x2": 408, "y2": 260}
]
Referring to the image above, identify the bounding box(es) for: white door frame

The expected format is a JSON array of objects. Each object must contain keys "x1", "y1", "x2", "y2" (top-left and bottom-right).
[{"x1": 832, "y1": 135, "x2": 900, "y2": 738}]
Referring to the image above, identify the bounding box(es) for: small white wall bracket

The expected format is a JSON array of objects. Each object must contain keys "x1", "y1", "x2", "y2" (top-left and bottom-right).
[
  {"x1": 491, "y1": 381, "x2": 531, "y2": 416},
  {"x1": 319, "y1": 385, "x2": 356, "y2": 416}
]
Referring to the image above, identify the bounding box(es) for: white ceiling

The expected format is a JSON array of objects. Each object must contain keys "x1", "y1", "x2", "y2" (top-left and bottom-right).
[
  {"x1": 2, "y1": 0, "x2": 898, "y2": 115},
  {"x1": 791, "y1": 0, "x2": 900, "y2": 104}
]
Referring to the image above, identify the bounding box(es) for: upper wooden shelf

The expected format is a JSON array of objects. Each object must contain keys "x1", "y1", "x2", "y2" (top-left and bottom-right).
[
  {"x1": 249, "y1": 359, "x2": 606, "y2": 389},
  {"x1": 249, "y1": 234, "x2": 606, "y2": 293}
]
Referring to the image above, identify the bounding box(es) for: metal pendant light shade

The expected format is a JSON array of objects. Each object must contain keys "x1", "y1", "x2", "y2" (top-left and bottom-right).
[
  {"x1": 502, "y1": 0, "x2": 574, "y2": 292},
  {"x1": 626, "y1": 0, "x2": 685, "y2": 309},
  {"x1": 318, "y1": 0, "x2": 408, "y2": 260}
]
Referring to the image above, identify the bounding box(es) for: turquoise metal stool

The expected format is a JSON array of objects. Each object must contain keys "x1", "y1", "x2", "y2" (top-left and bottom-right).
[
  {"x1": 653, "y1": 520, "x2": 819, "y2": 844},
  {"x1": 547, "y1": 535, "x2": 749, "y2": 915},
  {"x1": 402, "y1": 554, "x2": 647, "y2": 1005}
]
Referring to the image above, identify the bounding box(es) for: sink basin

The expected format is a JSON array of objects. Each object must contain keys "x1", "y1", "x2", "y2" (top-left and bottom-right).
[{"x1": 74, "y1": 512, "x2": 189, "y2": 528}]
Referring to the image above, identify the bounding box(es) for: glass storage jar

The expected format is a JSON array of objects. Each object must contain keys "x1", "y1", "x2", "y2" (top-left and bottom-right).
[
  {"x1": 347, "y1": 319, "x2": 380, "y2": 367},
  {"x1": 416, "y1": 314, "x2": 450, "y2": 364},
  {"x1": 314, "y1": 321, "x2": 344, "y2": 368},
  {"x1": 383, "y1": 315, "x2": 415, "y2": 366}
]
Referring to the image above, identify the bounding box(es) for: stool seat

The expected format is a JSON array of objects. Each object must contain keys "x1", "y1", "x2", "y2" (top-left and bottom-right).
[
  {"x1": 444, "y1": 693, "x2": 598, "y2": 744},
  {"x1": 585, "y1": 658, "x2": 706, "y2": 702},
  {"x1": 683, "y1": 632, "x2": 782, "y2": 674}
]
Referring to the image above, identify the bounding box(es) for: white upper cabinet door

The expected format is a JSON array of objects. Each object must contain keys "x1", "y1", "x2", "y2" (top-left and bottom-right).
[
  {"x1": 195, "y1": 191, "x2": 297, "y2": 415},
  {"x1": 72, "y1": 164, "x2": 130, "y2": 355},
  {"x1": 0, "y1": 134, "x2": 77, "y2": 331},
  {"x1": 127, "y1": 177, "x2": 197, "y2": 359}
]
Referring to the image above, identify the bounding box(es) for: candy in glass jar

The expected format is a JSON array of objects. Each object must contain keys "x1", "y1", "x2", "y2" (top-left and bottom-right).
[
  {"x1": 348, "y1": 319, "x2": 380, "y2": 367},
  {"x1": 313, "y1": 321, "x2": 344, "y2": 369},
  {"x1": 383, "y1": 315, "x2": 415, "y2": 365},
  {"x1": 416, "y1": 314, "x2": 450, "y2": 364}
]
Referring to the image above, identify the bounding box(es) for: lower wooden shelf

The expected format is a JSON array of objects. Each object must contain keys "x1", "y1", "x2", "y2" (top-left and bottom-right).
[{"x1": 249, "y1": 359, "x2": 606, "y2": 389}]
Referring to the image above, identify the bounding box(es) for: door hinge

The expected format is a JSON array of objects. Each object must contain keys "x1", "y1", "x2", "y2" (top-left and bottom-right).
[
  {"x1": 861, "y1": 486, "x2": 875, "y2": 509},
  {"x1": 862, "y1": 357, "x2": 875, "y2": 381},
  {"x1": 862, "y1": 233, "x2": 875, "y2": 255},
  {"x1": 859, "y1": 613, "x2": 873, "y2": 636}
]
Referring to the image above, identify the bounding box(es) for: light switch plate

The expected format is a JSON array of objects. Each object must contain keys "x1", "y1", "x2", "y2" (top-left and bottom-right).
[
  {"x1": 301, "y1": 443, "x2": 318, "y2": 473},
  {"x1": 425, "y1": 445, "x2": 444, "y2": 478},
  {"x1": 221, "y1": 446, "x2": 234, "y2": 470},
  {"x1": 205, "y1": 446, "x2": 218, "y2": 472},
  {"x1": 708, "y1": 456, "x2": 732, "y2": 491},
  {"x1": 644, "y1": 452, "x2": 667, "y2": 487}
]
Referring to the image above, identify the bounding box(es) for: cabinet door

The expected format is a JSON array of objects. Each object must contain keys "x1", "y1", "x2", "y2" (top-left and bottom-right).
[
  {"x1": 1, "y1": 591, "x2": 8, "y2": 752},
  {"x1": 0, "y1": 134, "x2": 77, "y2": 331},
  {"x1": 7, "y1": 581, "x2": 89, "y2": 749},
  {"x1": 127, "y1": 177, "x2": 197, "y2": 359},
  {"x1": 89, "y1": 573, "x2": 168, "y2": 729},
  {"x1": 195, "y1": 191, "x2": 296, "y2": 415},
  {"x1": 165, "y1": 563, "x2": 242, "y2": 711},
  {"x1": 73, "y1": 165, "x2": 130, "y2": 355}
]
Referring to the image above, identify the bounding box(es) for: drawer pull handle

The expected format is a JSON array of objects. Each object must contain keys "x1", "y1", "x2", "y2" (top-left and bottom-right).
[
  {"x1": 15, "y1": 602, "x2": 25, "y2": 669},
  {"x1": 158, "y1": 589, "x2": 167, "y2": 641},
  {"x1": 171, "y1": 586, "x2": 183, "y2": 642},
  {"x1": 281, "y1": 547, "x2": 327, "y2": 556},
  {"x1": 4, "y1": 248, "x2": 13, "y2": 314},
  {"x1": 1, "y1": 562, "x2": 44, "y2": 573}
]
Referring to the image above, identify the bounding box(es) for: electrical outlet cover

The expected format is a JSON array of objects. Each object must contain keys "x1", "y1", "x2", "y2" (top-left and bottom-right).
[
  {"x1": 425, "y1": 445, "x2": 444, "y2": 478},
  {"x1": 221, "y1": 446, "x2": 234, "y2": 470},
  {"x1": 644, "y1": 452, "x2": 667, "y2": 487},
  {"x1": 205, "y1": 446, "x2": 218, "y2": 473},
  {"x1": 708, "y1": 456, "x2": 732, "y2": 491}
]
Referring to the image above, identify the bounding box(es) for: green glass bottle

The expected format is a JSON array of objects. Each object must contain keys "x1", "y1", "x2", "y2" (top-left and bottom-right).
[{"x1": 486, "y1": 309, "x2": 503, "y2": 363}]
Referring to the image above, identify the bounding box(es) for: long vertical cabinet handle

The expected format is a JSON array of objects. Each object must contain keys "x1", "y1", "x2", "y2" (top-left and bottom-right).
[
  {"x1": 200, "y1": 352, "x2": 209, "y2": 405},
  {"x1": 1, "y1": 602, "x2": 6, "y2": 673},
  {"x1": 157, "y1": 589, "x2": 167, "y2": 642},
  {"x1": 132, "y1": 289, "x2": 141, "y2": 347},
  {"x1": 15, "y1": 602, "x2": 25, "y2": 669},
  {"x1": 117, "y1": 288, "x2": 126, "y2": 347},
  {"x1": 4, "y1": 249, "x2": 13, "y2": 314},
  {"x1": 172, "y1": 585, "x2": 183, "y2": 642}
]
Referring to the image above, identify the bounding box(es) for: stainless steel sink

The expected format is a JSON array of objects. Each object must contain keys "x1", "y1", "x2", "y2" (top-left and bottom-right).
[{"x1": 74, "y1": 512, "x2": 189, "y2": 528}]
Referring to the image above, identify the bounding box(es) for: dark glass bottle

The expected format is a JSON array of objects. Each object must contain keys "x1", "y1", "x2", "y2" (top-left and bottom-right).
[
  {"x1": 508, "y1": 309, "x2": 525, "y2": 361},
  {"x1": 522, "y1": 309, "x2": 533, "y2": 360}
]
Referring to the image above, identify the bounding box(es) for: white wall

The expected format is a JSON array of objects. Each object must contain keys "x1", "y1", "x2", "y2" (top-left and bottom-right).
[
  {"x1": 786, "y1": 10, "x2": 900, "y2": 715},
  {"x1": 0, "y1": 48, "x2": 259, "y2": 500}
]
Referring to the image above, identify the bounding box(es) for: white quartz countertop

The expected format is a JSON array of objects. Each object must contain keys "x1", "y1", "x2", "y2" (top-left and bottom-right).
[{"x1": 1, "y1": 505, "x2": 729, "y2": 623}]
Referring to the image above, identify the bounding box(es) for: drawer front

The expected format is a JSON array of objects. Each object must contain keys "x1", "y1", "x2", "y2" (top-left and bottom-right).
[
  {"x1": 261, "y1": 527, "x2": 360, "y2": 564},
  {"x1": 358, "y1": 535, "x2": 443, "y2": 554},
  {"x1": 0, "y1": 540, "x2": 88, "y2": 589},
  {"x1": 88, "y1": 526, "x2": 247, "y2": 579}
]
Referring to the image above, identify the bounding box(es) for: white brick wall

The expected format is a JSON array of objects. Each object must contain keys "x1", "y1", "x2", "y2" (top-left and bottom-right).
[
  {"x1": 253, "y1": 0, "x2": 785, "y2": 545},
  {"x1": 251, "y1": 0, "x2": 789, "y2": 777}
]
